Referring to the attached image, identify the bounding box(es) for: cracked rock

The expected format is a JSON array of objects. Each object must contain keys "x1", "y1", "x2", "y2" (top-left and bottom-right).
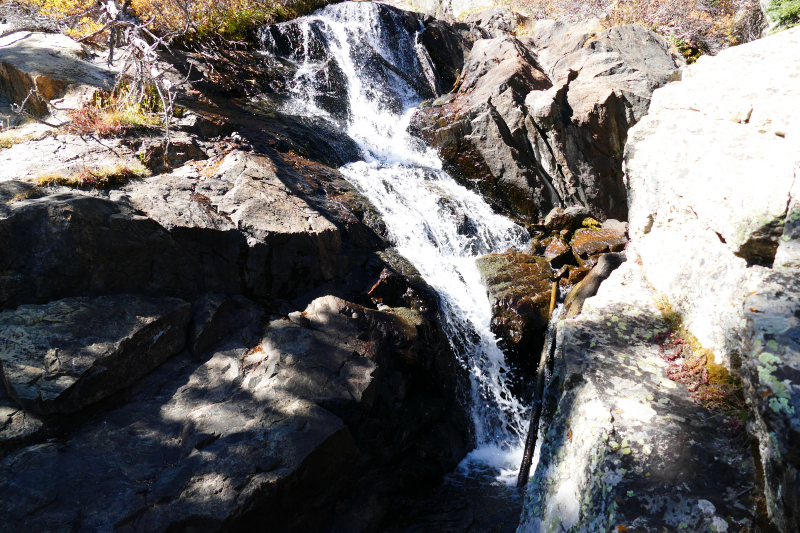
[{"x1": 0, "y1": 295, "x2": 190, "y2": 415}]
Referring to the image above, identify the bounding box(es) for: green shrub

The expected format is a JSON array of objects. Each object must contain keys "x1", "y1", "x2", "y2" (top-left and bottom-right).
[{"x1": 767, "y1": 0, "x2": 800, "y2": 29}]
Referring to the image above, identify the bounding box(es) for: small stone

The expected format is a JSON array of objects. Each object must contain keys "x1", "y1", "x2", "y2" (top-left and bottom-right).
[
  {"x1": 572, "y1": 228, "x2": 627, "y2": 257},
  {"x1": 568, "y1": 266, "x2": 591, "y2": 284},
  {"x1": 544, "y1": 237, "x2": 572, "y2": 268}
]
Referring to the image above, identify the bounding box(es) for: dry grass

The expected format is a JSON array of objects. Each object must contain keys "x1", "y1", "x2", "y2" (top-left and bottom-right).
[
  {"x1": 6, "y1": 187, "x2": 43, "y2": 204},
  {"x1": 654, "y1": 293, "x2": 748, "y2": 440},
  {"x1": 0, "y1": 129, "x2": 49, "y2": 148},
  {"x1": 509, "y1": 0, "x2": 766, "y2": 54},
  {"x1": 68, "y1": 89, "x2": 162, "y2": 136},
  {"x1": 34, "y1": 164, "x2": 149, "y2": 189}
]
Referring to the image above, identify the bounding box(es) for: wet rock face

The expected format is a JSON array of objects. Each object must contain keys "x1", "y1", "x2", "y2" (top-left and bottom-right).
[
  {"x1": 476, "y1": 251, "x2": 552, "y2": 372},
  {"x1": 572, "y1": 228, "x2": 627, "y2": 268},
  {"x1": 625, "y1": 25, "x2": 800, "y2": 532},
  {"x1": 518, "y1": 261, "x2": 758, "y2": 533},
  {"x1": 412, "y1": 22, "x2": 679, "y2": 224},
  {"x1": 0, "y1": 295, "x2": 190, "y2": 415},
  {"x1": 417, "y1": 20, "x2": 486, "y2": 91},
  {"x1": 411, "y1": 35, "x2": 554, "y2": 222}
]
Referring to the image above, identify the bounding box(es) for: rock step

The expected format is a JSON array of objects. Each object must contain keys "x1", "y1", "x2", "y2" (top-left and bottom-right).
[
  {"x1": 519, "y1": 259, "x2": 758, "y2": 533},
  {"x1": 0, "y1": 294, "x2": 467, "y2": 531},
  {"x1": 0, "y1": 295, "x2": 191, "y2": 416}
]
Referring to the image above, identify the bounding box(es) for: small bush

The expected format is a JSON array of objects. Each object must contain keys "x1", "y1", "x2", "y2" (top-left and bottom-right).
[
  {"x1": 767, "y1": 0, "x2": 800, "y2": 29},
  {"x1": 20, "y1": 0, "x2": 101, "y2": 38},
  {"x1": 509, "y1": 0, "x2": 766, "y2": 52},
  {"x1": 128, "y1": 0, "x2": 331, "y2": 40},
  {"x1": 68, "y1": 90, "x2": 162, "y2": 136},
  {"x1": 20, "y1": 0, "x2": 333, "y2": 42},
  {"x1": 35, "y1": 164, "x2": 149, "y2": 189}
]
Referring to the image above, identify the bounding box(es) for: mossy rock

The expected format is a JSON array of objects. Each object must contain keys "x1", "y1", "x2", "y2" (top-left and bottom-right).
[{"x1": 476, "y1": 251, "x2": 553, "y2": 355}]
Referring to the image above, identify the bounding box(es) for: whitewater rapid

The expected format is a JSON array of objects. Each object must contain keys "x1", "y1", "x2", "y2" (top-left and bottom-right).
[{"x1": 262, "y1": 1, "x2": 534, "y2": 484}]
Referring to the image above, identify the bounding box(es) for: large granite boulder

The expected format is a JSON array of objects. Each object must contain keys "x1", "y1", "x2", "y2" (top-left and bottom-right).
[
  {"x1": 625, "y1": 25, "x2": 800, "y2": 532},
  {"x1": 0, "y1": 293, "x2": 468, "y2": 531},
  {"x1": 518, "y1": 260, "x2": 758, "y2": 533},
  {"x1": 0, "y1": 295, "x2": 190, "y2": 415},
  {"x1": 411, "y1": 21, "x2": 680, "y2": 223},
  {"x1": 0, "y1": 149, "x2": 383, "y2": 309}
]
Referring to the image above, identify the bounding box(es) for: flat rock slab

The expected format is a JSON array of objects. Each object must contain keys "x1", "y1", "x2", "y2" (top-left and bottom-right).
[
  {"x1": 0, "y1": 295, "x2": 190, "y2": 415},
  {"x1": 518, "y1": 260, "x2": 757, "y2": 533}
]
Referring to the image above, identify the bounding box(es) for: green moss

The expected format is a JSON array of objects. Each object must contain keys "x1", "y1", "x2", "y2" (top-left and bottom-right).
[{"x1": 669, "y1": 35, "x2": 702, "y2": 63}]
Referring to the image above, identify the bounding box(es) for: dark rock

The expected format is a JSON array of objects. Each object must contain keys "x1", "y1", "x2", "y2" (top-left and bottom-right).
[
  {"x1": 564, "y1": 252, "x2": 626, "y2": 318},
  {"x1": 572, "y1": 228, "x2": 628, "y2": 256},
  {"x1": 476, "y1": 251, "x2": 553, "y2": 382},
  {"x1": 543, "y1": 236, "x2": 571, "y2": 268},
  {"x1": 742, "y1": 271, "x2": 800, "y2": 533},
  {"x1": 0, "y1": 294, "x2": 468, "y2": 532},
  {"x1": 410, "y1": 36, "x2": 553, "y2": 223},
  {"x1": 0, "y1": 150, "x2": 383, "y2": 309},
  {"x1": 173, "y1": 111, "x2": 225, "y2": 138},
  {"x1": 412, "y1": 23, "x2": 679, "y2": 223},
  {"x1": 121, "y1": 132, "x2": 208, "y2": 171},
  {"x1": 543, "y1": 205, "x2": 592, "y2": 233},
  {"x1": 553, "y1": 264, "x2": 570, "y2": 280},
  {"x1": 188, "y1": 294, "x2": 265, "y2": 357},
  {"x1": 567, "y1": 266, "x2": 591, "y2": 285},
  {"x1": 417, "y1": 20, "x2": 485, "y2": 92},
  {"x1": 0, "y1": 295, "x2": 190, "y2": 415},
  {"x1": 368, "y1": 268, "x2": 410, "y2": 308}
]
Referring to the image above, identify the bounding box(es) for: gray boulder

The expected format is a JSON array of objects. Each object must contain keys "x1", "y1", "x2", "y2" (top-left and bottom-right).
[
  {"x1": 0, "y1": 150, "x2": 383, "y2": 309},
  {"x1": 412, "y1": 22, "x2": 679, "y2": 223},
  {"x1": 0, "y1": 295, "x2": 190, "y2": 415},
  {"x1": 0, "y1": 293, "x2": 467, "y2": 531}
]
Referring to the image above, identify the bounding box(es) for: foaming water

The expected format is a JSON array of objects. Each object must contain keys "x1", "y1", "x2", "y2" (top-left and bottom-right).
[{"x1": 261, "y1": 1, "x2": 534, "y2": 480}]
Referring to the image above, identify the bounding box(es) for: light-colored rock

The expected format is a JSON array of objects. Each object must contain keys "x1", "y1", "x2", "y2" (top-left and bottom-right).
[
  {"x1": 626, "y1": 25, "x2": 800, "y2": 368},
  {"x1": 0, "y1": 133, "x2": 143, "y2": 181},
  {"x1": 0, "y1": 295, "x2": 190, "y2": 415},
  {"x1": 625, "y1": 24, "x2": 800, "y2": 532},
  {"x1": 518, "y1": 260, "x2": 757, "y2": 533},
  {"x1": 0, "y1": 31, "x2": 116, "y2": 124}
]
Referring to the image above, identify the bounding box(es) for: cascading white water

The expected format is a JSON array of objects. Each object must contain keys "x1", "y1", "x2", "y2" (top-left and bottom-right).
[{"x1": 261, "y1": 1, "x2": 533, "y2": 483}]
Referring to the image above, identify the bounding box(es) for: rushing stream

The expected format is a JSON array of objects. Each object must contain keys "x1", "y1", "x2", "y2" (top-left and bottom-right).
[{"x1": 260, "y1": 0, "x2": 535, "y2": 492}]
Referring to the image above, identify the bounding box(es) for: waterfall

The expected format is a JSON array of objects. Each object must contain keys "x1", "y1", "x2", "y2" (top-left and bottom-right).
[{"x1": 259, "y1": 1, "x2": 532, "y2": 484}]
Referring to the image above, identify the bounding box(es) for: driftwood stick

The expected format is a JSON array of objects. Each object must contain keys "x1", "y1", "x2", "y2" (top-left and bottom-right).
[
  {"x1": 516, "y1": 321, "x2": 552, "y2": 489},
  {"x1": 518, "y1": 280, "x2": 560, "y2": 489}
]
